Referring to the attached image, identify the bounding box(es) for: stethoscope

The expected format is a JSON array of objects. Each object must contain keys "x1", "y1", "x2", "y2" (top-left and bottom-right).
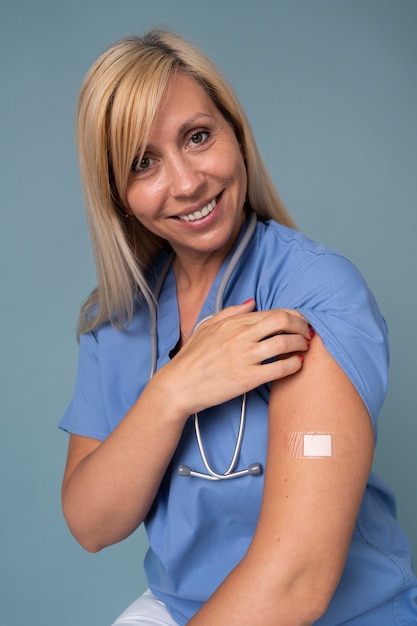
[{"x1": 149, "y1": 211, "x2": 262, "y2": 480}]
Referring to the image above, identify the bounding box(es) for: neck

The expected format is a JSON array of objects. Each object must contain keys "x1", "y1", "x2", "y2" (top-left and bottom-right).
[
  {"x1": 171, "y1": 207, "x2": 248, "y2": 291},
  {"x1": 173, "y1": 255, "x2": 221, "y2": 341},
  {"x1": 173, "y1": 253, "x2": 221, "y2": 295}
]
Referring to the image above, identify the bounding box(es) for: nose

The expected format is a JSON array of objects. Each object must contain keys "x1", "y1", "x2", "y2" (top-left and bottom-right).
[{"x1": 167, "y1": 154, "x2": 205, "y2": 198}]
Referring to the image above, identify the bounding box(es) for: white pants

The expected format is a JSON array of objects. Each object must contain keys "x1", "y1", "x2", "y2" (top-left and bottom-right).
[{"x1": 111, "y1": 589, "x2": 180, "y2": 626}]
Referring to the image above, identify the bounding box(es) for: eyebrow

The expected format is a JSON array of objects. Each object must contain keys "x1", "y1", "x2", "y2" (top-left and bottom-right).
[
  {"x1": 143, "y1": 112, "x2": 217, "y2": 154},
  {"x1": 177, "y1": 112, "x2": 216, "y2": 136}
]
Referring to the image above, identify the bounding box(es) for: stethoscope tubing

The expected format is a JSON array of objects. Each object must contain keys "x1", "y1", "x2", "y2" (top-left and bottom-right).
[{"x1": 149, "y1": 211, "x2": 262, "y2": 480}]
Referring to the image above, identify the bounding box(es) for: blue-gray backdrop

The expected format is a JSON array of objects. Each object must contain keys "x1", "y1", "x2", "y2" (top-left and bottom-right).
[{"x1": 1, "y1": 1, "x2": 416, "y2": 625}]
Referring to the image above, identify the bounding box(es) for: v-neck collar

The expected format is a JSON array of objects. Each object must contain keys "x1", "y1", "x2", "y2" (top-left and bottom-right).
[{"x1": 154, "y1": 216, "x2": 254, "y2": 370}]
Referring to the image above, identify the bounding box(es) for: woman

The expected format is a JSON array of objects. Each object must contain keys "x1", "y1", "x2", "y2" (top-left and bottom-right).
[{"x1": 60, "y1": 30, "x2": 417, "y2": 625}]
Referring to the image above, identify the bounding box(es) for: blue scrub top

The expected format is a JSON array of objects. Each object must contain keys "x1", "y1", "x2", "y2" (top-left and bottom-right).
[{"x1": 60, "y1": 218, "x2": 417, "y2": 625}]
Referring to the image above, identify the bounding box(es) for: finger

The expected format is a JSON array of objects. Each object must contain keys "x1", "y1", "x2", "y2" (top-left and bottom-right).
[
  {"x1": 256, "y1": 332, "x2": 310, "y2": 364},
  {"x1": 244, "y1": 309, "x2": 312, "y2": 342},
  {"x1": 193, "y1": 298, "x2": 256, "y2": 331},
  {"x1": 279, "y1": 308, "x2": 314, "y2": 340},
  {"x1": 257, "y1": 352, "x2": 305, "y2": 383},
  {"x1": 216, "y1": 298, "x2": 256, "y2": 318}
]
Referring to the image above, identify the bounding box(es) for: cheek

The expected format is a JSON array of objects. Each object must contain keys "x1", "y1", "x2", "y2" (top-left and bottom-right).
[
  {"x1": 227, "y1": 140, "x2": 247, "y2": 188},
  {"x1": 212, "y1": 145, "x2": 247, "y2": 187},
  {"x1": 126, "y1": 181, "x2": 162, "y2": 216},
  {"x1": 235, "y1": 153, "x2": 248, "y2": 198}
]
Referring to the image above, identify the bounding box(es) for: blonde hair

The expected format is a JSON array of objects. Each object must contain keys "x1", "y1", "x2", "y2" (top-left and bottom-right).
[{"x1": 76, "y1": 29, "x2": 295, "y2": 335}]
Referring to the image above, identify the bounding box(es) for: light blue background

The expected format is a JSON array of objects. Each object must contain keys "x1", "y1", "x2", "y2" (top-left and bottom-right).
[{"x1": 1, "y1": 1, "x2": 416, "y2": 625}]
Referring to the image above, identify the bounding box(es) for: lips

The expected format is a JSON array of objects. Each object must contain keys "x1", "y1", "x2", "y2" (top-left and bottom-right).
[{"x1": 178, "y1": 198, "x2": 216, "y2": 222}]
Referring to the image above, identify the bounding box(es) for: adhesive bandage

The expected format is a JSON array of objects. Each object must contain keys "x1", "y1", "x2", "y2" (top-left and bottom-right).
[{"x1": 287, "y1": 432, "x2": 341, "y2": 459}]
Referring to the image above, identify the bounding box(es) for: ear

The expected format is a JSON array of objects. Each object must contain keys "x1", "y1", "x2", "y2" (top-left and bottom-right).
[{"x1": 117, "y1": 200, "x2": 134, "y2": 219}]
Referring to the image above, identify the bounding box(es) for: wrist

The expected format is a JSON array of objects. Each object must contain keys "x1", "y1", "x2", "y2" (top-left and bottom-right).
[{"x1": 145, "y1": 367, "x2": 191, "y2": 427}]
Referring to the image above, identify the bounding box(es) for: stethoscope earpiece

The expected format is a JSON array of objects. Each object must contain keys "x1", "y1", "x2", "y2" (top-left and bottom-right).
[
  {"x1": 177, "y1": 464, "x2": 192, "y2": 476},
  {"x1": 177, "y1": 462, "x2": 262, "y2": 481},
  {"x1": 247, "y1": 463, "x2": 262, "y2": 476}
]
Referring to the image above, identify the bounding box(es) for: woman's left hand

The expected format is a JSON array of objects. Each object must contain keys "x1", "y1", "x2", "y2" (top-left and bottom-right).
[{"x1": 156, "y1": 300, "x2": 312, "y2": 417}]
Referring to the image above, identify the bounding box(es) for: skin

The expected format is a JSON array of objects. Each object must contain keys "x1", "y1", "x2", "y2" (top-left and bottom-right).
[
  {"x1": 125, "y1": 72, "x2": 250, "y2": 333},
  {"x1": 62, "y1": 74, "x2": 374, "y2": 625},
  {"x1": 126, "y1": 74, "x2": 247, "y2": 270}
]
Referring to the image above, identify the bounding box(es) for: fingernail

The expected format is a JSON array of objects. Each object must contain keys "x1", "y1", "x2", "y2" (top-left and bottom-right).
[
  {"x1": 242, "y1": 298, "x2": 254, "y2": 305},
  {"x1": 298, "y1": 354, "x2": 305, "y2": 363},
  {"x1": 305, "y1": 338, "x2": 311, "y2": 348},
  {"x1": 309, "y1": 326, "x2": 315, "y2": 338}
]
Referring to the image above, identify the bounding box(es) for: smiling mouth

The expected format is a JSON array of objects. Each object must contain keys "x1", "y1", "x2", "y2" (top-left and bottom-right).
[{"x1": 178, "y1": 198, "x2": 216, "y2": 222}]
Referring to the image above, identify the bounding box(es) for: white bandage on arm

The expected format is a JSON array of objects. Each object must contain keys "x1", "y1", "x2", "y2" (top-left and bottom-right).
[{"x1": 287, "y1": 432, "x2": 342, "y2": 459}]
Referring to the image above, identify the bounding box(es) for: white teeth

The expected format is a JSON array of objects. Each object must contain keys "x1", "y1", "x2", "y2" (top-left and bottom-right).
[{"x1": 179, "y1": 198, "x2": 216, "y2": 222}]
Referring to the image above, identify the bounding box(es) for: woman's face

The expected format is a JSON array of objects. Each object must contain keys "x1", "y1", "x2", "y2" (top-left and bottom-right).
[{"x1": 126, "y1": 72, "x2": 247, "y2": 266}]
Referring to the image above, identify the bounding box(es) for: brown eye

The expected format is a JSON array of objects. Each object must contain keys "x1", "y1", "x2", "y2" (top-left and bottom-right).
[
  {"x1": 190, "y1": 130, "x2": 209, "y2": 145},
  {"x1": 138, "y1": 157, "x2": 150, "y2": 170},
  {"x1": 132, "y1": 155, "x2": 153, "y2": 173}
]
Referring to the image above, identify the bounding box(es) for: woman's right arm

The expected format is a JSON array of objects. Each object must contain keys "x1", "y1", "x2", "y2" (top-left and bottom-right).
[
  {"x1": 62, "y1": 301, "x2": 311, "y2": 552},
  {"x1": 61, "y1": 370, "x2": 191, "y2": 552}
]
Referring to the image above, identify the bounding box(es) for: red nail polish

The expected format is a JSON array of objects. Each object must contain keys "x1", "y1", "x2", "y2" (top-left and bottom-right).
[
  {"x1": 298, "y1": 354, "x2": 304, "y2": 363},
  {"x1": 242, "y1": 298, "x2": 254, "y2": 305},
  {"x1": 309, "y1": 326, "x2": 315, "y2": 338},
  {"x1": 305, "y1": 338, "x2": 311, "y2": 348}
]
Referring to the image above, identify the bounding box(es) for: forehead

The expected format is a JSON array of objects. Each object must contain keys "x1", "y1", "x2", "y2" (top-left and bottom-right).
[{"x1": 149, "y1": 73, "x2": 221, "y2": 136}]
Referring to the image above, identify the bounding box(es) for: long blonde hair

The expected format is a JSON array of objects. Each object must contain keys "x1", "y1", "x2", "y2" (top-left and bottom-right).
[{"x1": 76, "y1": 30, "x2": 295, "y2": 335}]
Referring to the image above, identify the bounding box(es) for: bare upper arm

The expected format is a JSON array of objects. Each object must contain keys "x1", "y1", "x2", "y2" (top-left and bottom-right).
[
  {"x1": 62, "y1": 433, "x2": 102, "y2": 493},
  {"x1": 249, "y1": 332, "x2": 374, "y2": 600}
]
